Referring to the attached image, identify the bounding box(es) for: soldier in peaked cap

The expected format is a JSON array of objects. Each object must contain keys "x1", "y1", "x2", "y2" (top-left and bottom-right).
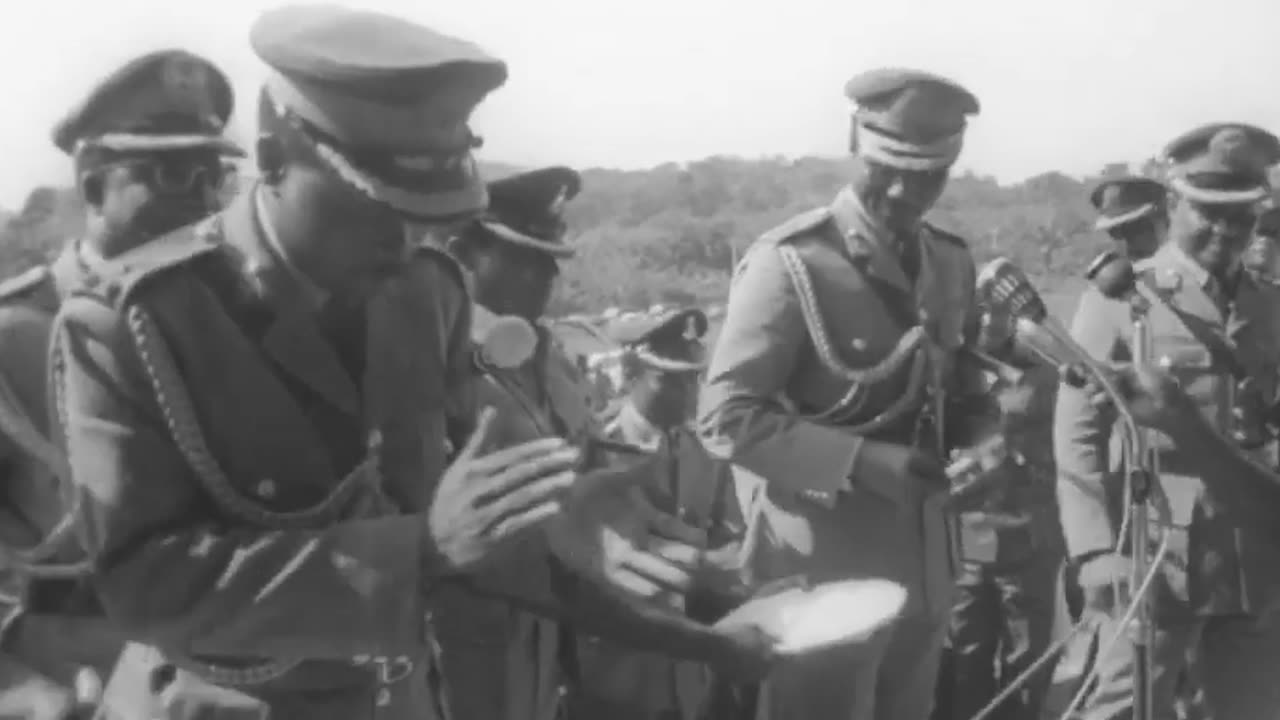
[
  {"x1": 572, "y1": 307, "x2": 761, "y2": 720},
  {"x1": 0, "y1": 47, "x2": 243, "y2": 720},
  {"x1": 50, "y1": 8, "x2": 758, "y2": 720},
  {"x1": 1091, "y1": 176, "x2": 1169, "y2": 261},
  {"x1": 439, "y1": 170, "x2": 774, "y2": 720},
  {"x1": 697, "y1": 68, "x2": 1002, "y2": 720},
  {"x1": 1057, "y1": 122, "x2": 1280, "y2": 720}
]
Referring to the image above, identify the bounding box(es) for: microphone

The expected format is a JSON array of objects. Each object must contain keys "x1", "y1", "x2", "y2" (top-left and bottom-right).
[
  {"x1": 1086, "y1": 250, "x2": 1152, "y2": 316},
  {"x1": 976, "y1": 258, "x2": 1092, "y2": 388}
]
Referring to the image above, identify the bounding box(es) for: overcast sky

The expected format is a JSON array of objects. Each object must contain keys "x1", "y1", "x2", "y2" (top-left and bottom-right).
[{"x1": 2, "y1": 0, "x2": 1278, "y2": 207}]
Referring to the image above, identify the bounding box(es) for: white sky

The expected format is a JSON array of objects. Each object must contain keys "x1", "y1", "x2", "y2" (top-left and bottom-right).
[{"x1": 2, "y1": 0, "x2": 1279, "y2": 208}]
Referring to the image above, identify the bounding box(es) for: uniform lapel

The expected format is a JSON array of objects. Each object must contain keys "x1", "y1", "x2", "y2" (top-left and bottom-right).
[
  {"x1": 830, "y1": 189, "x2": 912, "y2": 292},
  {"x1": 223, "y1": 188, "x2": 360, "y2": 417},
  {"x1": 1157, "y1": 244, "x2": 1224, "y2": 323}
]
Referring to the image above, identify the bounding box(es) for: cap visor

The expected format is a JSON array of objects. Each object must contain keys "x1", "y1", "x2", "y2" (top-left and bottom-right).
[
  {"x1": 91, "y1": 134, "x2": 247, "y2": 157},
  {"x1": 1169, "y1": 177, "x2": 1268, "y2": 205},
  {"x1": 313, "y1": 141, "x2": 489, "y2": 221},
  {"x1": 477, "y1": 220, "x2": 575, "y2": 258},
  {"x1": 1094, "y1": 203, "x2": 1156, "y2": 231}
]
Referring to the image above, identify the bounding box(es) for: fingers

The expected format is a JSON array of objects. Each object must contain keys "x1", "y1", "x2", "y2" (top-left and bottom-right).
[
  {"x1": 472, "y1": 437, "x2": 577, "y2": 474},
  {"x1": 476, "y1": 448, "x2": 581, "y2": 501},
  {"x1": 487, "y1": 494, "x2": 565, "y2": 541},
  {"x1": 620, "y1": 547, "x2": 697, "y2": 594},
  {"x1": 481, "y1": 469, "x2": 576, "y2": 530},
  {"x1": 456, "y1": 406, "x2": 497, "y2": 461}
]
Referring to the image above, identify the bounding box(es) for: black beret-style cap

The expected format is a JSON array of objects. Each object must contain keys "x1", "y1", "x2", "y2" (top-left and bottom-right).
[
  {"x1": 52, "y1": 49, "x2": 242, "y2": 157},
  {"x1": 610, "y1": 308, "x2": 709, "y2": 373},
  {"x1": 474, "y1": 166, "x2": 582, "y2": 258},
  {"x1": 1162, "y1": 123, "x2": 1280, "y2": 205},
  {"x1": 251, "y1": 4, "x2": 509, "y2": 220},
  {"x1": 1089, "y1": 177, "x2": 1167, "y2": 231}
]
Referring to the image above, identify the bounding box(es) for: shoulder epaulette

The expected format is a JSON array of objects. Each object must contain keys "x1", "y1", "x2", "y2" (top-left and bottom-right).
[
  {"x1": 80, "y1": 217, "x2": 222, "y2": 309},
  {"x1": 0, "y1": 265, "x2": 51, "y2": 303},
  {"x1": 923, "y1": 222, "x2": 969, "y2": 248},
  {"x1": 757, "y1": 207, "x2": 833, "y2": 247}
]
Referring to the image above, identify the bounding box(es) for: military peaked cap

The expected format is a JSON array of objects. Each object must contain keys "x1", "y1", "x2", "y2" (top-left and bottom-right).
[
  {"x1": 845, "y1": 68, "x2": 980, "y2": 171},
  {"x1": 52, "y1": 49, "x2": 243, "y2": 158},
  {"x1": 1161, "y1": 123, "x2": 1280, "y2": 204},
  {"x1": 472, "y1": 166, "x2": 582, "y2": 258},
  {"x1": 1089, "y1": 177, "x2": 1167, "y2": 231},
  {"x1": 251, "y1": 4, "x2": 508, "y2": 220},
  {"x1": 610, "y1": 307, "x2": 709, "y2": 373}
]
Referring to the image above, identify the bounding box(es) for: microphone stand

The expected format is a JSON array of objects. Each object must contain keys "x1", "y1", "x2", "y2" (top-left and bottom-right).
[{"x1": 1125, "y1": 295, "x2": 1157, "y2": 720}]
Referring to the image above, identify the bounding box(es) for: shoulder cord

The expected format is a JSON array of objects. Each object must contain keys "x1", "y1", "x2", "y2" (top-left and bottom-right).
[
  {"x1": 775, "y1": 244, "x2": 932, "y2": 429},
  {"x1": 52, "y1": 303, "x2": 389, "y2": 686}
]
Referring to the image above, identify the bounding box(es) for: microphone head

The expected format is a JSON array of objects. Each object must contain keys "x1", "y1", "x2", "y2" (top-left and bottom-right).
[
  {"x1": 976, "y1": 258, "x2": 1048, "y2": 324},
  {"x1": 1084, "y1": 250, "x2": 1137, "y2": 301}
]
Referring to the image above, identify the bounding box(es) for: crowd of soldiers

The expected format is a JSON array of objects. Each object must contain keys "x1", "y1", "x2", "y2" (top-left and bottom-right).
[{"x1": 3, "y1": 4, "x2": 1280, "y2": 720}]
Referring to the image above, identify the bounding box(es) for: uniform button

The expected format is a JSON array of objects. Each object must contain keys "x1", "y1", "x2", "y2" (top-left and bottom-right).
[
  {"x1": 255, "y1": 479, "x2": 277, "y2": 499},
  {"x1": 851, "y1": 338, "x2": 868, "y2": 351},
  {"x1": 367, "y1": 430, "x2": 384, "y2": 452},
  {"x1": 375, "y1": 688, "x2": 392, "y2": 707}
]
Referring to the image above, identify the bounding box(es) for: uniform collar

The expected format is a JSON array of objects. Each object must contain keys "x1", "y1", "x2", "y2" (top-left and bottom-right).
[{"x1": 827, "y1": 186, "x2": 921, "y2": 291}]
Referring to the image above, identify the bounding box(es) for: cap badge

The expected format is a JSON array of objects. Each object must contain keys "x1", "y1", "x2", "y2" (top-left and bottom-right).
[
  {"x1": 162, "y1": 57, "x2": 212, "y2": 115},
  {"x1": 548, "y1": 185, "x2": 569, "y2": 216}
]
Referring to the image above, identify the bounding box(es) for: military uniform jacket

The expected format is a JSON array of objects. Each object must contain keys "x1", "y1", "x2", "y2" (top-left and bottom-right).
[
  {"x1": 433, "y1": 314, "x2": 596, "y2": 720},
  {"x1": 1055, "y1": 242, "x2": 1280, "y2": 617},
  {"x1": 697, "y1": 187, "x2": 980, "y2": 617},
  {"x1": 573, "y1": 400, "x2": 740, "y2": 720},
  {"x1": 52, "y1": 188, "x2": 554, "y2": 720}
]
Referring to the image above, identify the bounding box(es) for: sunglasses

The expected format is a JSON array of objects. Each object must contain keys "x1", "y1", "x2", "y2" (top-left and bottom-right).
[{"x1": 98, "y1": 156, "x2": 229, "y2": 195}]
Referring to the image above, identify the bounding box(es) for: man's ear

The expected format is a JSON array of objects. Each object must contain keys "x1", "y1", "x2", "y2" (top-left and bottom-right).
[
  {"x1": 78, "y1": 171, "x2": 104, "y2": 209},
  {"x1": 256, "y1": 133, "x2": 286, "y2": 183}
]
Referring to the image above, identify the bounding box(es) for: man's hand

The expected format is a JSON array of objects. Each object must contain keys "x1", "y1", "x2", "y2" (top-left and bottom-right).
[
  {"x1": 1076, "y1": 552, "x2": 1131, "y2": 616},
  {"x1": 549, "y1": 475, "x2": 707, "y2": 604},
  {"x1": 1079, "y1": 363, "x2": 1198, "y2": 438},
  {"x1": 429, "y1": 407, "x2": 583, "y2": 571}
]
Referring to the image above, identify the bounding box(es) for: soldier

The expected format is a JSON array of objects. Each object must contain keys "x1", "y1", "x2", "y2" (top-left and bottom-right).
[
  {"x1": 52, "y1": 7, "x2": 765, "y2": 720},
  {"x1": 935, "y1": 361, "x2": 1062, "y2": 720},
  {"x1": 1055, "y1": 123, "x2": 1280, "y2": 719},
  {"x1": 697, "y1": 68, "x2": 993, "y2": 720},
  {"x1": 438, "y1": 167, "x2": 772, "y2": 720},
  {"x1": 1090, "y1": 176, "x2": 1169, "y2": 262},
  {"x1": 0, "y1": 49, "x2": 241, "y2": 718},
  {"x1": 574, "y1": 306, "x2": 750, "y2": 720}
]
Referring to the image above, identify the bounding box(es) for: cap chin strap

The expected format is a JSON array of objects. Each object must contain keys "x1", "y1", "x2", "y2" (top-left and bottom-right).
[
  {"x1": 853, "y1": 119, "x2": 962, "y2": 171},
  {"x1": 1168, "y1": 176, "x2": 1268, "y2": 205}
]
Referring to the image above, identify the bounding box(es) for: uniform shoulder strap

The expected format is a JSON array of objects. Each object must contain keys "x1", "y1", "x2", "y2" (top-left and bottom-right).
[
  {"x1": 755, "y1": 207, "x2": 833, "y2": 251},
  {"x1": 76, "y1": 217, "x2": 222, "y2": 309}
]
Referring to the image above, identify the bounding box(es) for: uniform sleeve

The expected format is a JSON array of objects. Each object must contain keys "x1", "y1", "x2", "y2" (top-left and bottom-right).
[
  {"x1": 696, "y1": 243, "x2": 861, "y2": 497},
  {"x1": 56, "y1": 303, "x2": 435, "y2": 661},
  {"x1": 1053, "y1": 288, "x2": 1122, "y2": 559}
]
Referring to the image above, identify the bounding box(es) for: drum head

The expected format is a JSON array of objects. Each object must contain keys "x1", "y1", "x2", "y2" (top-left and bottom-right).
[{"x1": 713, "y1": 578, "x2": 908, "y2": 656}]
